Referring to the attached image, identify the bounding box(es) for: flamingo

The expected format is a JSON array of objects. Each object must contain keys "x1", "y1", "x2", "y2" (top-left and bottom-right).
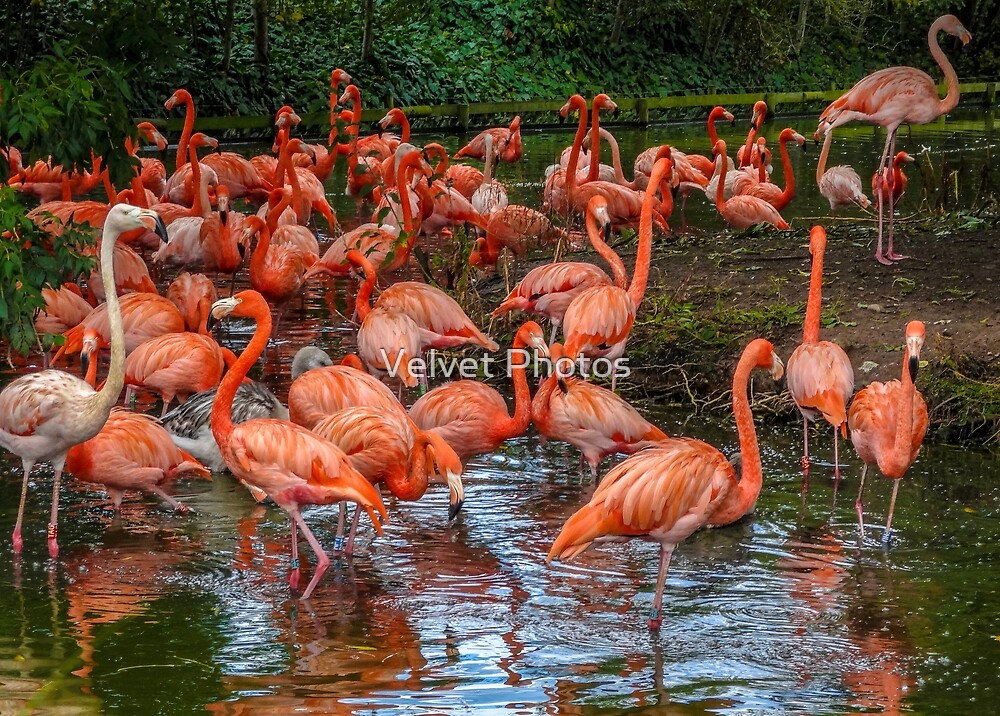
[
  {"x1": 156, "y1": 132, "x2": 218, "y2": 222},
  {"x1": 165, "y1": 272, "x2": 218, "y2": 333},
  {"x1": 738, "y1": 128, "x2": 806, "y2": 210},
  {"x1": 35, "y1": 283, "x2": 94, "y2": 337},
  {"x1": 52, "y1": 293, "x2": 186, "y2": 362},
  {"x1": 164, "y1": 88, "x2": 269, "y2": 201},
  {"x1": 849, "y1": 321, "x2": 928, "y2": 542},
  {"x1": 470, "y1": 134, "x2": 509, "y2": 217},
  {"x1": 273, "y1": 137, "x2": 337, "y2": 230},
  {"x1": 208, "y1": 290, "x2": 389, "y2": 599},
  {"x1": 546, "y1": 338, "x2": 784, "y2": 629},
  {"x1": 378, "y1": 107, "x2": 411, "y2": 144},
  {"x1": 65, "y1": 409, "x2": 210, "y2": 513},
  {"x1": 871, "y1": 151, "x2": 915, "y2": 265},
  {"x1": 736, "y1": 100, "x2": 768, "y2": 168},
  {"x1": 304, "y1": 146, "x2": 429, "y2": 278},
  {"x1": 159, "y1": 346, "x2": 331, "y2": 473},
  {"x1": 0, "y1": 204, "x2": 167, "y2": 557},
  {"x1": 339, "y1": 84, "x2": 388, "y2": 209},
  {"x1": 491, "y1": 196, "x2": 627, "y2": 341},
  {"x1": 532, "y1": 343, "x2": 668, "y2": 479},
  {"x1": 686, "y1": 105, "x2": 735, "y2": 179},
  {"x1": 123, "y1": 332, "x2": 231, "y2": 415},
  {"x1": 311, "y1": 407, "x2": 465, "y2": 552},
  {"x1": 347, "y1": 251, "x2": 497, "y2": 388},
  {"x1": 455, "y1": 116, "x2": 520, "y2": 161},
  {"x1": 816, "y1": 14, "x2": 970, "y2": 259},
  {"x1": 816, "y1": 130, "x2": 871, "y2": 213},
  {"x1": 127, "y1": 121, "x2": 169, "y2": 200},
  {"x1": 786, "y1": 227, "x2": 855, "y2": 488},
  {"x1": 469, "y1": 205, "x2": 568, "y2": 267},
  {"x1": 560, "y1": 159, "x2": 673, "y2": 385},
  {"x1": 422, "y1": 142, "x2": 483, "y2": 199},
  {"x1": 409, "y1": 321, "x2": 549, "y2": 459},
  {"x1": 246, "y1": 202, "x2": 310, "y2": 322},
  {"x1": 712, "y1": 140, "x2": 790, "y2": 230},
  {"x1": 288, "y1": 357, "x2": 405, "y2": 430}
]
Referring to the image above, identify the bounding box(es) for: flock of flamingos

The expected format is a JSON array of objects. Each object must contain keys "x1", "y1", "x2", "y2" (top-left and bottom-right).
[{"x1": 0, "y1": 14, "x2": 970, "y2": 627}]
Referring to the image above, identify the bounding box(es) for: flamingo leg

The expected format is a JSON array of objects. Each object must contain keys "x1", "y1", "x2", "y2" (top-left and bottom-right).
[
  {"x1": 885, "y1": 139, "x2": 908, "y2": 263},
  {"x1": 648, "y1": 544, "x2": 674, "y2": 630},
  {"x1": 548, "y1": 322, "x2": 559, "y2": 346},
  {"x1": 832, "y1": 425, "x2": 841, "y2": 483},
  {"x1": 875, "y1": 186, "x2": 892, "y2": 266},
  {"x1": 800, "y1": 417, "x2": 810, "y2": 496},
  {"x1": 12, "y1": 459, "x2": 33, "y2": 553},
  {"x1": 289, "y1": 508, "x2": 331, "y2": 600},
  {"x1": 332, "y1": 500, "x2": 347, "y2": 554},
  {"x1": 855, "y1": 464, "x2": 869, "y2": 538},
  {"x1": 345, "y1": 507, "x2": 362, "y2": 556},
  {"x1": 150, "y1": 485, "x2": 188, "y2": 513},
  {"x1": 884, "y1": 479, "x2": 901, "y2": 544},
  {"x1": 47, "y1": 456, "x2": 66, "y2": 559},
  {"x1": 289, "y1": 520, "x2": 301, "y2": 592}
]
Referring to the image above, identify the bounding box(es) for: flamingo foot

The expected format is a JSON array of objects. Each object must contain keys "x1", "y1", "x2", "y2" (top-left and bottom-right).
[
  {"x1": 289, "y1": 559, "x2": 301, "y2": 592},
  {"x1": 647, "y1": 609, "x2": 662, "y2": 630},
  {"x1": 46, "y1": 523, "x2": 58, "y2": 559},
  {"x1": 332, "y1": 536, "x2": 345, "y2": 556},
  {"x1": 886, "y1": 251, "x2": 909, "y2": 261},
  {"x1": 12, "y1": 529, "x2": 23, "y2": 554},
  {"x1": 855, "y1": 499, "x2": 866, "y2": 539},
  {"x1": 882, "y1": 528, "x2": 893, "y2": 546},
  {"x1": 875, "y1": 252, "x2": 895, "y2": 266}
]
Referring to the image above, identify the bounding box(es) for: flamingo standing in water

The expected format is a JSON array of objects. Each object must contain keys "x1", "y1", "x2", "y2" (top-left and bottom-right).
[
  {"x1": 848, "y1": 321, "x2": 928, "y2": 542},
  {"x1": 560, "y1": 157, "x2": 673, "y2": 385},
  {"x1": 409, "y1": 321, "x2": 549, "y2": 460},
  {"x1": 871, "y1": 151, "x2": 915, "y2": 265},
  {"x1": 546, "y1": 338, "x2": 784, "y2": 629},
  {"x1": 455, "y1": 116, "x2": 521, "y2": 161},
  {"x1": 736, "y1": 101, "x2": 769, "y2": 167},
  {"x1": 816, "y1": 14, "x2": 971, "y2": 261},
  {"x1": 0, "y1": 204, "x2": 167, "y2": 556},
  {"x1": 532, "y1": 343, "x2": 668, "y2": 479},
  {"x1": 786, "y1": 227, "x2": 855, "y2": 488},
  {"x1": 288, "y1": 358, "x2": 405, "y2": 430},
  {"x1": 739, "y1": 128, "x2": 806, "y2": 210},
  {"x1": 713, "y1": 140, "x2": 790, "y2": 230},
  {"x1": 208, "y1": 290, "x2": 389, "y2": 599},
  {"x1": 815, "y1": 130, "x2": 870, "y2": 213},
  {"x1": 123, "y1": 332, "x2": 232, "y2": 415}
]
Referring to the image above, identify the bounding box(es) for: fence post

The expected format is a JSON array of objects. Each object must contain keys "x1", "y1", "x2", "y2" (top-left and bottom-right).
[
  {"x1": 987, "y1": 82, "x2": 997, "y2": 108},
  {"x1": 457, "y1": 104, "x2": 470, "y2": 131},
  {"x1": 636, "y1": 98, "x2": 649, "y2": 127}
]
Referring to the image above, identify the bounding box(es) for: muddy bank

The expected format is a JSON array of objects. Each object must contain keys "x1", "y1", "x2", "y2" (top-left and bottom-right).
[{"x1": 476, "y1": 216, "x2": 1000, "y2": 444}]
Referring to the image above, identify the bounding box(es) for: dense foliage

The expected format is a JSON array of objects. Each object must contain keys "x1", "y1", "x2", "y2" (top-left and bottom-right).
[{"x1": 1, "y1": 0, "x2": 996, "y2": 119}]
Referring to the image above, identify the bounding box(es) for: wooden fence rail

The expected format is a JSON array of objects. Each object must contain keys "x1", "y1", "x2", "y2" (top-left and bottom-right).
[{"x1": 139, "y1": 81, "x2": 998, "y2": 135}]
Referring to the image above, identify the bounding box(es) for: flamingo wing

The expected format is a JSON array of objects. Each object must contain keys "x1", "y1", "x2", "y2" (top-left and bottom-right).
[{"x1": 786, "y1": 341, "x2": 855, "y2": 428}]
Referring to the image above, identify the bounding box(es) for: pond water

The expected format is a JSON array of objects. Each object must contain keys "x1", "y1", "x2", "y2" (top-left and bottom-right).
[{"x1": 1, "y1": 106, "x2": 999, "y2": 714}]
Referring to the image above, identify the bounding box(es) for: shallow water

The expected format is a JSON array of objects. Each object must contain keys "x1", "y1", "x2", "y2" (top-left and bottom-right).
[{"x1": 1, "y1": 108, "x2": 999, "y2": 714}]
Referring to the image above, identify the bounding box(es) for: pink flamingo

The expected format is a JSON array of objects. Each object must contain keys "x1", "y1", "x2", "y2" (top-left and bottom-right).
[
  {"x1": 849, "y1": 321, "x2": 928, "y2": 541},
  {"x1": 208, "y1": 290, "x2": 389, "y2": 599},
  {"x1": 738, "y1": 128, "x2": 806, "y2": 210},
  {"x1": 871, "y1": 151, "x2": 915, "y2": 265},
  {"x1": 409, "y1": 321, "x2": 549, "y2": 459},
  {"x1": 123, "y1": 332, "x2": 232, "y2": 415},
  {"x1": 546, "y1": 338, "x2": 784, "y2": 629},
  {"x1": 0, "y1": 205, "x2": 167, "y2": 556},
  {"x1": 816, "y1": 130, "x2": 871, "y2": 213},
  {"x1": 712, "y1": 140, "x2": 790, "y2": 230},
  {"x1": 288, "y1": 359, "x2": 405, "y2": 430},
  {"x1": 736, "y1": 100, "x2": 768, "y2": 168},
  {"x1": 786, "y1": 227, "x2": 855, "y2": 488},
  {"x1": 816, "y1": 15, "x2": 970, "y2": 261}
]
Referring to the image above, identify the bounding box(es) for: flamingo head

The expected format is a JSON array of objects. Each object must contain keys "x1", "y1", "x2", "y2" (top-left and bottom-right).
[
  {"x1": 515, "y1": 321, "x2": 550, "y2": 359},
  {"x1": 330, "y1": 68, "x2": 353, "y2": 89},
  {"x1": 895, "y1": 152, "x2": 916, "y2": 166},
  {"x1": 164, "y1": 88, "x2": 191, "y2": 111},
  {"x1": 559, "y1": 94, "x2": 586, "y2": 123},
  {"x1": 905, "y1": 320, "x2": 925, "y2": 382},
  {"x1": 421, "y1": 432, "x2": 465, "y2": 520},
  {"x1": 80, "y1": 328, "x2": 100, "y2": 378},
  {"x1": 594, "y1": 93, "x2": 618, "y2": 118},
  {"x1": 190, "y1": 132, "x2": 219, "y2": 153},
  {"x1": 337, "y1": 85, "x2": 359, "y2": 108},
  {"x1": 750, "y1": 100, "x2": 768, "y2": 128},
  {"x1": 509, "y1": 115, "x2": 521, "y2": 132},
  {"x1": 941, "y1": 15, "x2": 972, "y2": 45},
  {"x1": 107, "y1": 204, "x2": 169, "y2": 245},
  {"x1": 207, "y1": 291, "x2": 268, "y2": 330},
  {"x1": 712, "y1": 139, "x2": 727, "y2": 157}
]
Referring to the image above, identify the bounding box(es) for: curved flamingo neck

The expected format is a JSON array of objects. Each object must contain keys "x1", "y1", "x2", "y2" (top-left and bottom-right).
[
  {"x1": 88, "y1": 219, "x2": 126, "y2": 417},
  {"x1": 730, "y1": 344, "x2": 766, "y2": 513},
  {"x1": 586, "y1": 204, "x2": 627, "y2": 288},
  {"x1": 715, "y1": 147, "x2": 729, "y2": 210},
  {"x1": 741, "y1": 110, "x2": 764, "y2": 168},
  {"x1": 596, "y1": 128, "x2": 636, "y2": 189},
  {"x1": 707, "y1": 107, "x2": 726, "y2": 146},
  {"x1": 175, "y1": 93, "x2": 195, "y2": 171},
  {"x1": 504, "y1": 331, "x2": 535, "y2": 438},
  {"x1": 775, "y1": 133, "x2": 796, "y2": 209},
  {"x1": 803, "y1": 238, "x2": 825, "y2": 344},
  {"x1": 629, "y1": 158, "x2": 671, "y2": 307},
  {"x1": 344, "y1": 87, "x2": 362, "y2": 173},
  {"x1": 817, "y1": 130, "x2": 833, "y2": 184},
  {"x1": 275, "y1": 144, "x2": 305, "y2": 218},
  {"x1": 248, "y1": 219, "x2": 271, "y2": 282},
  {"x1": 390, "y1": 438, "x2": 428, "y2": 500},
  {"x1": 482, "y1": 135, "x2": 496, "y2": 185},
  {"x1": 564, "y1": 97, "x2": 590, "y2": 197},
  {"x1": 394, "y1": 111, "x2": 411, "y2": 143},
  {"x1": 211, "y1": 297, "x2": 272, "y2": 452},
  {"x1": 394, "y1": 152, "x2": 423, "y2": 244},
  {"x1": 426, "y1": 145, "x2": 448, "y2": 175},
  {"x1": 930, "y1": 17, "x2": 961, "y2": 115},
  {"x1": 354, "y1": 261, "x2": 376, "y2": 321}
]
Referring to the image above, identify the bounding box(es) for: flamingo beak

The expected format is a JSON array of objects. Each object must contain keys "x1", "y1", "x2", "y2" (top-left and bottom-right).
[
  {"x1": 207, "y1": 296, "x2": 240, "y2": 331},
  {"x1": 80, "y1": 350, "x2": 90, "y2": 379},
  {"x1": 770, "y1": 352, "x2": 785, "y2": 381},
  {"x1": 446, "y1": 470, "x2": 464, "y2": 521},
  {"x1": 138, "y1": 210, "x2": 169, "y2": 243}
]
